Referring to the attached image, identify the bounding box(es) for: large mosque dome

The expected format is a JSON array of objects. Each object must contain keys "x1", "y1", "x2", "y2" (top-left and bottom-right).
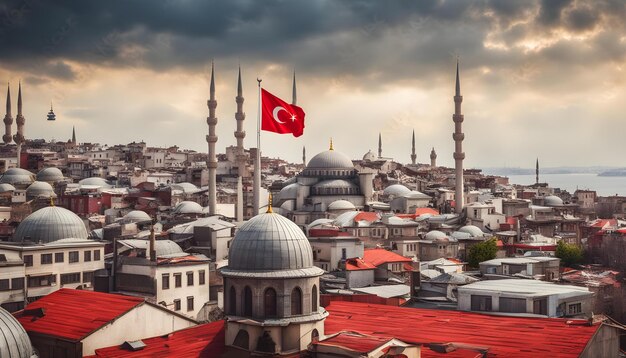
[
  {"x1": 544, "y1": 195, "x2": 564, "y2": 207},
  {"x1": 0, "y1": 168, "x2": 35, "y2": 186},
  {"x1": 302, "y1": 146, "x2": 355, "y2": 178},
  {"x1": 227, "y1": 212, "x2": 315, "y2": 271},
  {"x1": 36, "y1": 167, "x2": 64, "y2": 183},
  {"x1": 13, "y1": 206, "x2": 89, "y2": 243},
  {"x1": 0, "y1": 307, "x2": 35, "y2": 358},
  {"x1": 383, "y1": 184, "x2": 411, "y2": 197},
  {"x1": 25, "y1": 181, "x2": 56, "y2": 200}
]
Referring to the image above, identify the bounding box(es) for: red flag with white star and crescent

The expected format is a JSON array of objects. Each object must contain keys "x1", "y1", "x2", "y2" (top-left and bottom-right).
[{"x1": 261, "y1": 88, "x2": 305, "y2": 137}]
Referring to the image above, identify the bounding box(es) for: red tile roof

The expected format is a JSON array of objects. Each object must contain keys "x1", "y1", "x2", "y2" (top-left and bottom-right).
[
  {"x1": 15, "y1": 289, "x2": 144, "y2": 341},
  {"x1": 90, "y1": 321, "x2": 225, "y2": 357},
  {"x1": 363, "y1": 248, "x2": 412, "y2": 267},
  {"x1": 324, "y1": 301, "x2": 601, "y2": 357},
  {"x1": 345, "y1": 258, "x2": 376, "y2": 271},
  {"x1": 354, "y1": 212, "x2": 380, "y2": 222},
  {"x1": 415, "y1": 208, "x2": 440, "y2": 216}
]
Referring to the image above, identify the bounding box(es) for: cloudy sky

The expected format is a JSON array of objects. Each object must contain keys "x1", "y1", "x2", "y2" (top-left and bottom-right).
[{"x1": 0, "y1": 0, "x2": 624, "y2": 168}]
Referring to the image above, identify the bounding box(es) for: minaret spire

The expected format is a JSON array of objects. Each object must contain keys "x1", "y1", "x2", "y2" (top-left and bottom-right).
[
  {"x1": 302, "y1": 146, "x2": 306, "y2": 166},
  {"x1": 430, "y1": 147, "x2": 437, "y2": 167},
  {"x1": 3, "y1": 83, "x2": 13, "y2": 144},
  {"x1": 378, "y1": 133, "x2": 382, "y2": 158},
  {"x1": 536, "y1": 158, "x2": 539, "y2": 185},
  {"x1": 292, "y1": 70, "x2": 297, "y2": 106},
  {"x1": 411, "y1": 130, "x2": 416, "y2": 165},
  {"x1": 206, "y1": 60, "x2": 218, "y2": 215},
  {"x1": 452, "y1": 58, "x2": 465, "y2": 214},
  {"x1": 234, "y1": 66, "x2": 247, "y2": 178},
  {"x1": 13, "y1": 81, "x2": 25, "y2": 168},
  {"x1": 71, "y1": 126, "x2": 76, "y2": 144}
]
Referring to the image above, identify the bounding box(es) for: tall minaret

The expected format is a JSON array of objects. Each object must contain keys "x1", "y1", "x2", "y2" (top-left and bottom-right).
[
  {"x1": 302, "y1": 146, "x2": 306, "y2": 166},
  {"x1": 378, "y1": 133, "x2": 382, "y2": 158},
  {"x1": 206, "y1": 61, "x2": 218, "y2": 215},
  {"x1": 430, "y1": 147, "x2": 437, "y2": 167},
  {"x1": 71, "y1": 125, "x2": 76, "y2": 145},
  {"x1": 535, "y1": 158, "x2": 539, "y2": 184},
  {"x1": 452, "y1": 59, "x2": 465, "y2": 214},
  {"x1": 292, "y1": 70, "x2": 297, "y2": 106},
  {"x1": 234, "y1": 66, "x2": 246, "y2": 178},
  {"x1": 13, "y1": 82, "x2": 25, "y2": 167},
  {"x1": 3, "y1": 83, "x2": 13, "y2": 145},
  {"x1": 410, "y1": 130, "x2": 417, "y2": 165}
]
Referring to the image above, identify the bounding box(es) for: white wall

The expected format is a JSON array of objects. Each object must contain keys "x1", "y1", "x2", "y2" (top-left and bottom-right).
[{"x1": 155, "y1": 263, "x2": 210, "y2": 319}]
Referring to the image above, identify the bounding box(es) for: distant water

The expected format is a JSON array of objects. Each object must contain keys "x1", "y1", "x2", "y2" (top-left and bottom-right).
[{"x1": 505, "y1": 173, "x2": 626, "y2": 197}]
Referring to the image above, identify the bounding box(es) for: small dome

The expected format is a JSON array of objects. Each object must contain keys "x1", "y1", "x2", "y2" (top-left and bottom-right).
[
  {"x1": 79, "y1": 177, "x2": 112, "y2": 188},
  {"x1": 327, "y1": 200, "x2": 356, "y2": 211},
  {"x1": 26, "y1": 181, "x2": 56, "y2": 200},
  {"x1": 362, "y1": 150, "x2": 376, "y2": 161},
  {"x1": 458, "y1": 225, "x2": 484, "y2": 237},
  {"x1": 313, "y1": 179, "x2": 358, "y2": 190},
  {"x1": 0, "y1": 306, "x2": 34, "y2": 358},
  {"x1": 173, "y1": 201, "x2": 203, "y2": 215},
  {"x1": 0, "y1": 168, "x2": 35, "y2": 185},
  {"x1": 123, "y1": 210, "x2": 152, "y2": 223},
  {"x1": 544, "y1": 195, "x2": 564, "y2": 206},
  {"x1": 307, "y1": 150, "x2": 354, "y2": 170},
  {"x1": 13, "y1": 206, "x2": 89, "y2": 243},
  {"x1": 278, "y1": 183, "x2": 301, "y2": 201},
  {"x1": 425, "y1": 230, "x2": 447, "y2": 241},
  {"x1": 383, "y1": 184, "x2": 411, "y2": 197},
  {"x1": 228, "y1": 212, "x2": 314, "y2": 271},
  {"x1": 36, "y1": 167, "x2": 64, "y2": 182},
  {"x1": 171, "y1": 182, "x2": 199, "y2": 193},
  {"x1": 0, "y1": 183, "x2": 15, "y2": 193}
]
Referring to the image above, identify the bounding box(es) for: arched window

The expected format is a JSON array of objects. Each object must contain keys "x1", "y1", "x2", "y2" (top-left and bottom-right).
[
  {"x1": 291, "y1": 287, "x2": 302, "y2": 315},
  {"x1": 229, "y1": 286, "x2": 237, "y2": 315},
  {"x1": 312, "y1": 285, "x2": 318, "y2": 312},
  {"x1": 233, "y1": 329, "x2": 249, "y2": 349},
  {"x1": 243, "y1": 286, "x2": 253, "y2": 316},
  {"x1": 264, "y1": 287, "x2": 277, "y2": 317},
  {"x1": 311, "y1": 329, "x2": 319, "y2": 342}
]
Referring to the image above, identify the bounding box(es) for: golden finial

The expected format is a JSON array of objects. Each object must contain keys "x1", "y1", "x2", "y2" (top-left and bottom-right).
[
  {"x1": 50, "y1": 196, "x2": 55, "y2": 207},
  {"x1": 266, "y1": 193, "x2": 273, "y2": 213},
  {"x1": 329, "y1": 138, "x2": 334, "y2": 151}
]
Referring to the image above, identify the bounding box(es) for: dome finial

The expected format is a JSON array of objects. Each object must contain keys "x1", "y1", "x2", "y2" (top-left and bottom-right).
[
  {"x1": 266, "y1": 192, "x2": 273, "y2": 213},
  {"x1": 50, "y1": 196, "x2": 55, "y2": 207},
  {"x1": 329, "y1": 137, "x2": 334, "y2": 151}
]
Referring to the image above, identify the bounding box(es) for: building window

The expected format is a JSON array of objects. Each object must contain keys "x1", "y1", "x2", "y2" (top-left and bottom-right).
[
  {"x1": 174, "y1": 273, "x2": 182, "y2": 288},
  {"x1": 187, "y1": 296, "x2": 194, "y2": 312},
  {"x1": 60, "y1": 273, "x2": 81, "y2": 285},
  {"x1": 162, "y1": 274, "x2": 170, "y2": 290},
  {"x1": 264, "y1": 287, "x2": 277, "y2": 317},
  {"x1": 0, "y1": 279, "x2": 9, "y2": 291},
  {"x1": 198, "y1": 270, "x2": 206, "y2": 285},
  {"x1": 55, "y1": 252, "x2": 64, "y2": 263},
  {"x1": 499, "y1": 297, "x2": 526, "y2": 313},
  {"x1": 311, "y1": 329, "x2": 319, "y2": 342},
  {"x1": 341, "y1": 248, "x2": 347, "y2": 260},
  {"x1": 244, "y1": 286, "x2": 253, "y2": 316},
  {"x1": 568, "y1": 303, "x2": 582, "y2": 315},
  {"x1": 174, "y1": 299, "x2": 181, "y2": 311},
  {"x1": 69, "y1": 251, "x2": 79, "y2": 263},
  {"x1": 291, "y1": 287, "x2": 303, "y2": 315},
  {"x1": 229, "y1": 286, "x2": 237, "y2": 315},
  {"x1": 94, "y1": 250, "x2": 101, "y2": 261},
  {"x1": 186, "y1": 272, "x2": 194, "y2": 286},
  {"x1": 83, "y1": 271, "x2": 94, "y2": 284},
  {"x1": 470, "y1": 295, "x2": 493, "y2": 312},
  {"x1": 28, "y1": 275, "x2": 55, "y2": 288},
  {"x1": 41, "y1": 253, "x2": 53, "y2": 265},
  {"x1": 312, "y1": 285, "x2": 318, "y2": 312},
  {"x1": 533, "y1": 299, "x2": 548, "y2": 315},
  {"x1": 84, "y1": 250, "x2": 92, "y2": 262},
  {"x1": 23, "y1": 255, "x2": 33, "y2": 267},
  {"x1": 11, "y1": 278, "x2": 24, "y2": 291}
]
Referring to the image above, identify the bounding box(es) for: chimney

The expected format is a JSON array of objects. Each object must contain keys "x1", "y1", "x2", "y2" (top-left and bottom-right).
[{"x1": 149, "y1": 223, "x2": 157, "y2": 262}]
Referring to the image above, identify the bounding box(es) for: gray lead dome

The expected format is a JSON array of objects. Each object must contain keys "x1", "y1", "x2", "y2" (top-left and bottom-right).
[
  {"x1": 228, "y1": 212, "x2": 313, "y2": 271},
  {"x1": 13, "y1": 206, "x2": 89, "y2": 243},
  {"x1": 0, "y1": 307, "x2": 35, "y2": 358}
]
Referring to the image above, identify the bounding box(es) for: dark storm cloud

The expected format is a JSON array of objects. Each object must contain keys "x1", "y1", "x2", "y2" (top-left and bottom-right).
[{"x1": 0, "y1": 0, "x2": 624, "y2": 87}]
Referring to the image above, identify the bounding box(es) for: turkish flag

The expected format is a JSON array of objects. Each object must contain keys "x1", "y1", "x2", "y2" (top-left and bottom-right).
[{"x1": 261, "y1": 89, "x2": 305, "y2": 137}]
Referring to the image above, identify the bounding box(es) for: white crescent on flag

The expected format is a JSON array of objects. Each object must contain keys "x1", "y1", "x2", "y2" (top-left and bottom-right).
[{"x1": 272, "y1": 106, "x2": 288, "y2": 124}]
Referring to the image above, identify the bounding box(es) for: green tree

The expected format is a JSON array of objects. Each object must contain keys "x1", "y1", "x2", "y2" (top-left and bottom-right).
[
  {"x1": 468, "y1": 238, "x2": 498, "y2": 268},
  {"x1": 555, "y1": 241, "x2": 584, "y2": 267}
]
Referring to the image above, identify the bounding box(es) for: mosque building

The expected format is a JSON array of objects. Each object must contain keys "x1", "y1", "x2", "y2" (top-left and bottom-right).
[
  {"x1": 275, "y1": 140, "x2": 374, "y2": 228},
  {"x1": 220, "y1": 203, "x2": 327, "y2": 354}
]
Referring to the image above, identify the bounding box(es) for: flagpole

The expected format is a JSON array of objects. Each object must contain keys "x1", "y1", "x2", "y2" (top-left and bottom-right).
[{"x1": 254, "y1": 78, "x2": 262, "y2": 215}]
